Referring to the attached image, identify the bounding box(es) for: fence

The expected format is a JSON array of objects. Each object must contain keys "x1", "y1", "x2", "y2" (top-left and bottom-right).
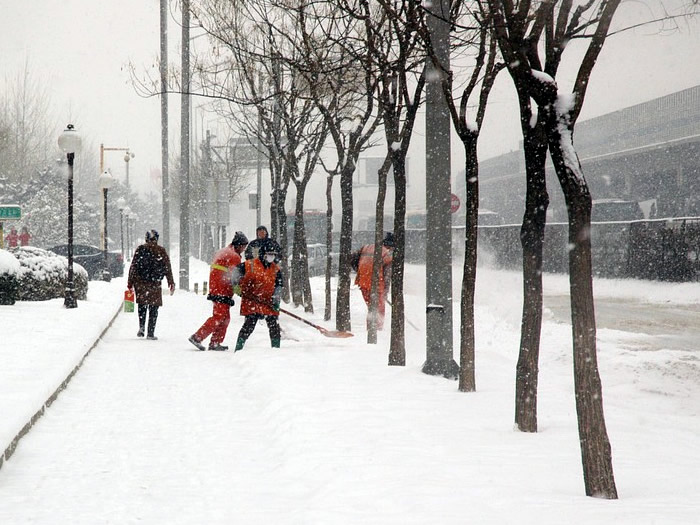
[{"x1": 352, "y1": 217, "x2": 700, "y2": 282}]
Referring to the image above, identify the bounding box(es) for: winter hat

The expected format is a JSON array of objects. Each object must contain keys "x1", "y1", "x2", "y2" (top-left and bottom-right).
[
  {"x1": 145, "y1": 229, "x2": 159, "y2": 242},
  {"x1": 383, "y1": 232, "x2": 395, "y2": 248},
  {"x1": 259, "y1": 239, "x2": 281, "y2": 258},
  {"x1": 231, "y1": 231, "x2": 249, "y2": 246}
]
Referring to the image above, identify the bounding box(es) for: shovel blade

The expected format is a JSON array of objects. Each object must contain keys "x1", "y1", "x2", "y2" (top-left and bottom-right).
[{"x1": 321, "y1": 329, "x2": 354, "y2": 338}]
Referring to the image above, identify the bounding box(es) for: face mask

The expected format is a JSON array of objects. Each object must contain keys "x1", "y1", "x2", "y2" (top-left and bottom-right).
[{"x1": 265, "y1": 254, "x2": 276, "y2": 263}]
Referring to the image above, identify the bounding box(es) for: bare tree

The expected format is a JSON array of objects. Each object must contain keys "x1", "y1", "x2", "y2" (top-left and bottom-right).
[
  {"x1": 291, "y1": 0, "x2": 385, "y2": 331},
  {"x1": 0, "y1": 63, "x2": 54, "y2": 184},
  {"x1": 488, "y1": 0, "x2": 622, "y2": 499}
]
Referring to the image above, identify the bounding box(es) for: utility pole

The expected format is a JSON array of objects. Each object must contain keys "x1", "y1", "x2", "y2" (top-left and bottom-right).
[
  {"x1": 423, "y1": 0, "x2": 459, "y2": 379},
  {"x1": 179, "y1": 0, "x2": 190, "y2": 290},
  {"x1": 160, "y1": 0, "x2": 170, "y2": 252}
]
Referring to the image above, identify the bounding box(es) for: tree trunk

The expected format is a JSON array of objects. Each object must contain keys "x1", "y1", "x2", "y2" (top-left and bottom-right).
[
  {"x1": 368, "y1": 154, "x2": 392, "y2": 344},
  {"x1": 515, "y1": 105, "x2": 549, "y2": 432},
  {"x1": 324, "y1": 173, "x2": 334, "y2": 321},
  {"x1": 458, "y1": 137, "x2": 478, "y2": 391},
  {"x1": 291, "y1": 184, "x2": 313, "y2": 312},
  {"x1": 547, "y1": 110, "x2": 618, "y2": 499},
  {"x1": 335, "y1": 162, "x2": 355, "y2": 332},
  {"x1": 388, "y1": 153, "x2": 407, "y2": 366}
]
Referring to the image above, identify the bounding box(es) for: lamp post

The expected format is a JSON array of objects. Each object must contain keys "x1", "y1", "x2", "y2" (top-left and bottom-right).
[
  {"x1": 124, "y1": 151, "x2": 135, "y2": 189},
  {"x1": 99, "y1": 144, "x2": 134, "y2": 188},
  {"x1": 123, "y1": 206, "x2": 132, "y2": 260},
  {"x1": 58, "y1": 124, "x2": 82, "y2": 309},
  {"x1": 129, "y1": 212, "x2": 138, "y2": 257},
  {"x1": 98, "y1": 170, "x2": 116, "y2": 281},
  {"x1": 117, "y1": 197, "x2": 126, "y2": 259}
]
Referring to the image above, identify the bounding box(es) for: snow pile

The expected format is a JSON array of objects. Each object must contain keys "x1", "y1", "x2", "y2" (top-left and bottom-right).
[{"x1": 0, "y1": 249, "x2": 20, "y2": 277}]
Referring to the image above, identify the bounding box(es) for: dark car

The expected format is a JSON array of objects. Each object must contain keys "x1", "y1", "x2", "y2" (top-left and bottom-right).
[
  {"x1": 48, "y1": 244, "x2": 124, "y2": 280},
  {"x1": 592, "y1": 199, "x2": 644, "y2": 222}
]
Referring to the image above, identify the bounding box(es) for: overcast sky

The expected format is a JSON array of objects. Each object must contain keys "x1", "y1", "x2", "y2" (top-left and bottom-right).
[{"x1": 2, "y1": 0, "x2": 700, "y2": 201}]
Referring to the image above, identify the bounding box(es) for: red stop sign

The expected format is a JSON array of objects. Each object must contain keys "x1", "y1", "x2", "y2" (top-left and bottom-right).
[{"x1": 450, "y1": 193, "x2": 460, "y2": 213}]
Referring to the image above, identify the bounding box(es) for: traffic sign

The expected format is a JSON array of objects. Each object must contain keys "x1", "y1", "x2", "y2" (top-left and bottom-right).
[
  {"x1": 450, "y1": 194, "x2": 460, "y2": 214},
  {"x1": 0, "y1": 205, "x2": 21, "y2": 220}
]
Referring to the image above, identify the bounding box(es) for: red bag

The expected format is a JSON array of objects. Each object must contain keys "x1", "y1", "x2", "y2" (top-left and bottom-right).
[{"x1": 124, "y1": 289, "x2": 135, "y2": 313}]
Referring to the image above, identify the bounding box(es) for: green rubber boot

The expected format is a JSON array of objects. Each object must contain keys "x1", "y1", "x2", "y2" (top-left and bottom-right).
[
  {"x1": 234, "y1": 337, "x2": 245, "y2": 352},
  {"x1": 271, "y1": 338, "x2": 281, "y2": 348}
]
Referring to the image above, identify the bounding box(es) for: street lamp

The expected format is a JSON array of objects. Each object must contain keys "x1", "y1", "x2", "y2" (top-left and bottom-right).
[
  {"x1": 99, "y1": 144, "x2": 134, "y2": 189},
  {"x1": 58, "y1": 124, "x2": 82, "y2": 309},
  {"x1": 123, "y1": 206, "x2": 132, "y2": 260},
  {"x1": 124, "y1": 151, "x2": 135, "y2": 189},
  {"x1": 129, "y1": 212, "x2": 138, "y2": 258},
  {"x1": 117, "y1": 197, "x2": 126, "y2": 259},
  {"x1": 98, "y1": 170, "x2": 116, "y2": 281}
]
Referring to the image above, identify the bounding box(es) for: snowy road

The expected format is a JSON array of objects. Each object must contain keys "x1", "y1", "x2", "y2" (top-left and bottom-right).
[{"x1": 545, "y1": 294, "x2": 700, "y2": 353}]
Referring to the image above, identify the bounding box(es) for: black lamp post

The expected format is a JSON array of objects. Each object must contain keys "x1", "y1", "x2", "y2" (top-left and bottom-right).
[
  {"x1": 58, "y1": 124, "x2": 82, "y2": 309},
  {"x1": 99, "y1": 170, "x2": 115, "y2": 281}
]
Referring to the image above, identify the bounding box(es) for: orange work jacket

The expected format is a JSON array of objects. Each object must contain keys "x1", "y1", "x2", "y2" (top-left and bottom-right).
[
  {"x1": 354, "y1": 244, "x2": 392, "y2": 291},
  {"x1": 240, "y1": 258, "x2": 280, "y2": 316}
]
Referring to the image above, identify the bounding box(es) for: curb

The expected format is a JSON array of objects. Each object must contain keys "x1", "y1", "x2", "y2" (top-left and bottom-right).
[{"x1": 0, "y1": 304, "x2": 123, "y2": 471}]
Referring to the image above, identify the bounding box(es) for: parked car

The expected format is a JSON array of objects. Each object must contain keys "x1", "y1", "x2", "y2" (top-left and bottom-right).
[
  {"x1": 48, "y1": 244, "x2": 124, "y2": 280},
  {"x1": 592, "y1": 199, "x2": 644, "y2": 222}
]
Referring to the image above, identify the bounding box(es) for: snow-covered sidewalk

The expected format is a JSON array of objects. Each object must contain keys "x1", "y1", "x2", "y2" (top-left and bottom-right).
[{"x1": 0, "y1": 277, "x2": 125, "y2": 466}]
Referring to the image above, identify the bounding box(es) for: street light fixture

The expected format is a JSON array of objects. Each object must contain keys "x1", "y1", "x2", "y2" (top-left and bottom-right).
[
  {"x1": 117, "y1": 197, "x2": 126, "y2": 259},
  {"x1": 57, "y1": 124, "x2": 82, "y2": 309},
  {"x1": 123, "y1": 151, "x2": 136, "y2": 189},
  {"x1": 99, "y1": 144, "x2": 134, "y2": 189},
  {"x1": 98, "y1": 170, "x2": 116, "y2": 281}
]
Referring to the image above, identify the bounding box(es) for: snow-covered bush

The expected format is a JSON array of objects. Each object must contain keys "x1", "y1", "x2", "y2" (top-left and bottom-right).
[
  {"x1": 8, "y1": 246, "x2": 88, "y2": 301},
  {"x1": 0, "y1": 249, "x2": 22, "y2": 305}
]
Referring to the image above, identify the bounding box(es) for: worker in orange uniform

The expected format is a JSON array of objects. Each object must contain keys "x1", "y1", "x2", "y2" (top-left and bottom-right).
[
  {"x1": 232, "y1": 240, "x2": 284, "y2": 351},
  {"x1": 353, "y1": 232, "x2": 394, "y2": 330},
  {"x1": 188, "y1": 231, "x2": 249, "y2": 351}
]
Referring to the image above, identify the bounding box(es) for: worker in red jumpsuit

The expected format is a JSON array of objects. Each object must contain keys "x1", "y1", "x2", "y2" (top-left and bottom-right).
[
  {"x1": 353, "y1": 232, "x2": 393, "y2": 330},
  {"x1": 189, "y1": 231, "x2": 249, "y2": 351}
]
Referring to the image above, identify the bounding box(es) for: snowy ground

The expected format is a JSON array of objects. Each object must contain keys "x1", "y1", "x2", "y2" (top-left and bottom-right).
[{"x1": 1, "y1": 254, "x2": 699, "y2": 524}]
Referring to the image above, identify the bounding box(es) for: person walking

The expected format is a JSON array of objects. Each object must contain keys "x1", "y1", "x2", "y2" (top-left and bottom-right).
[
  {"x1": 233, "y1": 240, "x2": 283, "y2": 351},
  {"x1": 19, "y1": 226, "x2": 31, "y2": 246},
  {"x1": 353, "y1": 232, "x2": 394, "y2": 330},
  {"x1": 127, "y1": 229, "x2": 175, "y2": 340},
  {"x1": 188, "y1": 231, "x2": 249, "y2": 351},
  {"x1": 244, "y1": 225, "x2": 270, "y2": 260},
  {"x1": 5, "y1": 227, "x2": 19, "y2": 248}
]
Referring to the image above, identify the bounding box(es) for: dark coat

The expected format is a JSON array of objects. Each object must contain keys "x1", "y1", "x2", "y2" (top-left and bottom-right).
[{"x1": 127, "y1": 241, "x2": 175, "y2": 306}]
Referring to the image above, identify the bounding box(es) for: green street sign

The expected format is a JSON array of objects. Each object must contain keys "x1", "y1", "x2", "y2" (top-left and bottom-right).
[{"x1": 0, "y1": 205, "x2": 22, "y2": 220}]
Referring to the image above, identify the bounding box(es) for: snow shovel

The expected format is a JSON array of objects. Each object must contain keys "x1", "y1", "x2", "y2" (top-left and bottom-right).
[
  {"x1": 280, "y1": 307, "x2": 354, "y2": 338},
  {"x1": 242, "y1": 294, "x2": 353, "y2": 338}
]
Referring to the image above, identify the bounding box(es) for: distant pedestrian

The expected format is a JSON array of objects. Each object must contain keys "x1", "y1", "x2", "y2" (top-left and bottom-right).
[
  {"x1": 189, "y1": 231, "x2": 249, "y2": 351},
  {"x1": 19, "y1": 226, "x2": 31, "y2": 246},
  {"x1": 5, "y1": 227, "x2": 19, "y2": 248},
  {"x1": 233, "y1": 240, "x2": 283, "y2": 351},
  {"x1": 352, "y1": 232, "x2": 394, "y2": 330},
  {"x1": 245, "y1": 225, "x2": 270, "y2": 260},
  {"x1": 127, "y1": 229, "x2": 175, "y2": 340}
]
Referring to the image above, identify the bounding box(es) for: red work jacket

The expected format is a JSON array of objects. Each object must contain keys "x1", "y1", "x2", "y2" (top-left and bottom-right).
[{"x1": 208, "y1": 245, "x2": 242, "y2": 297}]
